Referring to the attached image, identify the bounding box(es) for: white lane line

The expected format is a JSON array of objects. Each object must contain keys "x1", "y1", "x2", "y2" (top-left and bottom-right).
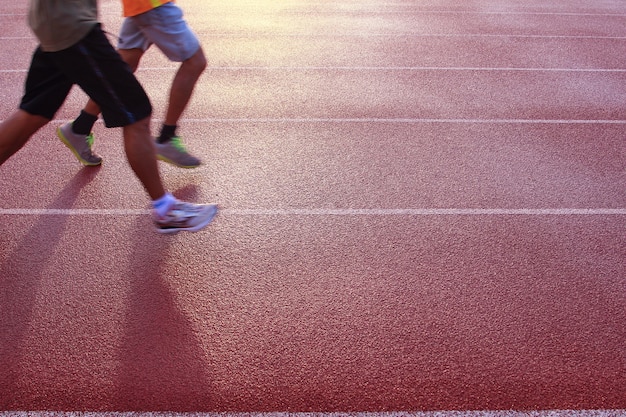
[
  {"x1": 4, "y1": 10, "x2": 626, "y2": 16},
  {"x1": 194, "y1": 33, "x2": 626, "y2": 39},
  {"x1": 223, "y1": 208, "x2": 626, "y2": 216},
  {"x1": 0, "y1": 209, "x2": 149, "y2": 216},
  {"x1": 2, "y1": 118, "x2": 626, "y2": 125},
  {"x1": 268, "y1": 34, "x2": 626, "y2": 39},
  {"x1": 199, "y1": 66, "x2": 626, "y2": 72},
  {"x1": 1, "y1": 410, "x2": 626, "y2": 417},
  {"x1": 182, "y1": 118, "x2": 626, "y2": 124},
  {"x1": 372, "y1": 11, "x2": 626, "y2": 16},
  {"x1": 4, "y1": 34, "x2": 626, "y2": 40},
  {"x1": 186, "y1": 33, "x2": 626, "y2": 39},
  {"x1": 1, "y1": 208, "x2": 625, "y2": 216},
  {"x1": 4, "y1": 66, "x2": 626, "y2": 73}
]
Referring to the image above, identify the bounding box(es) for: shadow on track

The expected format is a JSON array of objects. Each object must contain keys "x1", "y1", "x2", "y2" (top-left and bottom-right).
[{"x1": 0, "y1": 167, "x2": 101, "y2": 409}]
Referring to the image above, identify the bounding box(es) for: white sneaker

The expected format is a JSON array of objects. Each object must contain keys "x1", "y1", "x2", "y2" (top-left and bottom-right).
[{"x1": 153, "y1": 201, "x2": 218, "y2": 233}]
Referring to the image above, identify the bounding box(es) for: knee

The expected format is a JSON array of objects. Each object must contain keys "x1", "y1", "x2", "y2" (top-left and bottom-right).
[
  {"x1": 125, "y1": 117, "x2": 151, "y2": 139},
  {"x1": 184, "y1": 48, "x2": 207, "y2": 76}
]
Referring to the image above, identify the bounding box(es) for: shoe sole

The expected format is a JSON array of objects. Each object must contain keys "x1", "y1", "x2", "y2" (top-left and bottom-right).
[
  {"x1": 156, "y1": 204, "x2": 218, "y2": 234},
  {"x1": 156, "y1": 153, "x2": 201, "y2": 169},
  {"x1": 56, "y1": 127, "x2": 102, "y2": 166}
]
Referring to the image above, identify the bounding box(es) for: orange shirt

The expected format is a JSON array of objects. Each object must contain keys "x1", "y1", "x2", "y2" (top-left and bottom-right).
[{"x1": 122, "y1": 0, "x2": 174, "y2": 17}]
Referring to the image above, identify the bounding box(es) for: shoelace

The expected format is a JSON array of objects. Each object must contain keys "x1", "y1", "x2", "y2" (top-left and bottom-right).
[{"x1": 86, "y1": 133, "x2": 95, "y2": 148}]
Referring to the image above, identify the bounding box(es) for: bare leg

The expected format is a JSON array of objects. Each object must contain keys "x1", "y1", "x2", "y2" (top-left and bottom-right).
[
  {"x1": 0, "y1": 110, "x2": 48, "y2": 165},
  {"x1": 83, "y1": 98, "x2": 101, "y2": 117},
  {"x1": 118, "y1": 48, "x2": 143, "y2": 73},
  {"x1": 123, "y1": 117, "x2": 165, "y2": 200},
  {"x1": 164, "y1": 47, "x2": 207, "y2": 125}
]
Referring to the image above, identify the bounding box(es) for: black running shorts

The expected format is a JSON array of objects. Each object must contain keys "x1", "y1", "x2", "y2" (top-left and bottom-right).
[{"x1": 19, "y1": 24, "x2": 152, "y2": 128}]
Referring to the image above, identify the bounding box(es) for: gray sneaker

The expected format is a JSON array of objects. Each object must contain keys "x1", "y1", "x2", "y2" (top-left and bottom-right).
[
  {"x1": 153, "y1": 201, "x2": 218, "y2": 234},
  {"x1": 155, "y1": 136, "x2": 201, "y2": 168},
  {"x1": 57, "y1": 122, "x2": 102, "y2": 166}
]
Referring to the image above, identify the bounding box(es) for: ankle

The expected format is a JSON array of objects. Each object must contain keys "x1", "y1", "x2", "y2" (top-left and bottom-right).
[
  {"x1": 152, "y1": 192, "x2": 177, "y2": 217},
  {"x1": 157, "y1": 124, "x2": 177, "y2": 144},
  {"x1": 72, "y1": 110, "x2": 98, "y2": 135}
]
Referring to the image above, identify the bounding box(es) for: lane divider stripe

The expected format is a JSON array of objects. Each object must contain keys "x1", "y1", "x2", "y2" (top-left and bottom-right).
[
  {"x1": 7, "y1": 118, "x2": 626, "y2": 124},
  {"x1": 179, "y1": 118, "x2": 626, "y2": 124},
  {"x1": 1, "y1": 208, "x2": 625, "y2": 216},
  {"x1": 5, "y1": 66, "x2": 626, "y2": 73}
]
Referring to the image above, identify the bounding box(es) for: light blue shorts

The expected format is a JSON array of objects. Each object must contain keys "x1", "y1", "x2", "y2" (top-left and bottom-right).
[{"x1": 118, "y1": 2, "x2": 201, "y2": 62}]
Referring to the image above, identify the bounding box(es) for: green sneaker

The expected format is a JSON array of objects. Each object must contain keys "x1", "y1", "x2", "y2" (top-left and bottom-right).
[
  {"x1": 155, "y1": 136, "x2": 201, "y2": 168},
  {"x1": 57, "y1": 122, "x2": 102, "y2": 166}
]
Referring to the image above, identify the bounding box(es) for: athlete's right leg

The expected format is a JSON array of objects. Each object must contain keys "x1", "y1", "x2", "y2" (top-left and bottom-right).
[
  {"x1": 122, "y1": 116, "x2": 164, "y2": 200},
  {"x1": 0, "y1": 111, "x2": 48, "y2": 165},
  {"x1": 2, "y1": 47, "x2": 72, "y2": 165},
  {"x1": 165, "y1": 46, "x2": 207, "y2": 126},
  {"x1": 129, "y1": 3, "x2": 204, "y2": 168}
]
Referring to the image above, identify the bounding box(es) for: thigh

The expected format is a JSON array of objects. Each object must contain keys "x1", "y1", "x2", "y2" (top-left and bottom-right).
[
  {"x1": 52, "y1": 25, "x2": 152, "y2": 128},
  {"x1": 131, "y1": 3, "x2": 200, "y2": 62},
  {"x1": 118, "y1": 16, "x2": 151, "y2": 52},
  {"x1": 19, "y1": 47, "x2": 73, "y2": 120}
]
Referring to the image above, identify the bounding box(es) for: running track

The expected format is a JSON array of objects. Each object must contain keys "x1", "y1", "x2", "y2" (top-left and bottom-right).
[{"x1": 0, "y1": 0, "x2": 625, "y2": 415}]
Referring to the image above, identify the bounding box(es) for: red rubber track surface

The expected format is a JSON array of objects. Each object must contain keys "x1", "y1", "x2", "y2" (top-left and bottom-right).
[{"x1": 0, "y1": 0, "x2": 625, "y2": 413}]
